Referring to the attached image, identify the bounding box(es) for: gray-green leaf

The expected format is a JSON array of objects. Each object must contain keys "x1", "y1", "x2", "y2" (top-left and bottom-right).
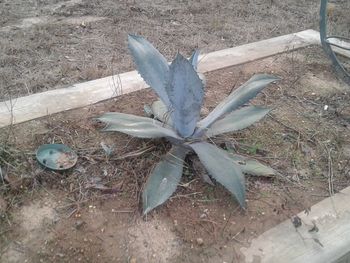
[
  {"x1": 190, "y1": 142, "x2": 246, "y2": 207},
  {"x1": 168, "y1": 54, "x2": 204, "y2": 138},
  {"x1": 143, "y1": 146, "x2": 188, "y2": 214},
  {"x1": 189, "y1": 49, "x2": 200, "y2": 71},
  {"x1": 98, "y1": 112, "x2": 181, "y2": 139},
  {"x1": 230, "y1": 154, "x2": 276, "y2": 177},
  {"x1": 197, "y1": 74, "x2": 280, "y2": 131},
  {"x1": 143, "y1": 104, "x2": 154, "y2": 118},
  {"x1": 151, "y1": 100, "x2": 173, "y2": 126},
  {"x1": 206, "y1": 106, "x2": 271, "y2": 137},
  {"x1": 128, "y1": 35, "x2": 171, "y2": 107}
]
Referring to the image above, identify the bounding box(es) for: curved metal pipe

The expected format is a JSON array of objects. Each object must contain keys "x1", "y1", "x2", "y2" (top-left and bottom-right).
[{"x1": 319, "y1": 0, "x2": 350, "y2": 84}]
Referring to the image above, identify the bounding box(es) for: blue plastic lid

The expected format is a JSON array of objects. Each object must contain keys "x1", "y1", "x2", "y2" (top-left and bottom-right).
[{"x1": 36, "y1": 144, "x2": 78, "y2": 171}]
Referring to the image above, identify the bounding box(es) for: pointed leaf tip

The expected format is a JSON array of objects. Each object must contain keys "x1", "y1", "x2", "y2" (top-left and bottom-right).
[
  {"x1": 190, "y1": 142, "x2": 246, "y2": 208},
  {"x1": 98, "y1": 112, "x2": 181, "y2": 139},
  {"x1": 142, "y1": 146, "x2": 188, "y2": 214},
  {"x1": 197, "y1": 74, "x2": 280, "y2": 131},
  {"x1": 189, "y1": 49, "x2": 200, "y2": 70},
  {"x1": 168, "y1": 53, "x2": 204, "y2": 137},
  {"x1": 128, "y1": 35, "x2": 171, "y2": 107},
  {"x1": 230, "y1": 154, "x2": 276, "y2": 177},
  {"x1": 206, "y1": 106, "x2": 271, "y2": 137}
]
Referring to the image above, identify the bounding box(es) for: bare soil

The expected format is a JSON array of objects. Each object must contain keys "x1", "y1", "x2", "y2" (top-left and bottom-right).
[
  {"x1": 1, "y1": 46, "x2": 350, "y2": 262},
  {"x1": 1, "y1": 0, "x2": 350, "y2": 262},
  {"x1": 0, "y1": 0, "x2": 327, "y2": 100}
]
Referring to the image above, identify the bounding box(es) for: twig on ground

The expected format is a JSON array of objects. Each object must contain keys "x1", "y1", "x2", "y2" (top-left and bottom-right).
[
  {"x1": 0, "y1": 228, "x2": 12, "y2": 236},
  {"x1": 110, "y1": 72, "x2": 123, "y2": 98},
  {"x1": 82, "y1": 146, "x2": 155, "y2": 162},
  {"x1": 111, "y1": 209, "x2": 134, "y2": 213},
  {"x1": 231, "y1": 227, "x2": 246, "y2": 244},
  {"x1": 325, "y1": 145, "x2": 335, "y2": 196},
  {"x1": 221, "y1": 205, "x2": 240, "y2": 238},
  {"x1": 267, "y1": 113, "x2": 301, "y2": 135},
  {"x1": 3, "y1": 94, "x2": 16, "y2": 143},
  {"x1": 170, "y1": 192, "x2": 202, "y2": 200}
]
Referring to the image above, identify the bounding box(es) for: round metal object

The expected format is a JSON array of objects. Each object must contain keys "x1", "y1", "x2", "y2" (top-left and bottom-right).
[
  {"x1": 36, "y1": 144, "x2": 78, "y2": 171},
  {"x1": 319, "y1": 0, "x2": 350, "y2": 84}
]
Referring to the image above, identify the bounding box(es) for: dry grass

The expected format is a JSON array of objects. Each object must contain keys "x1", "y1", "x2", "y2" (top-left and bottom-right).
[
  {"x1": 0, "y1": 1, "x2": 349, "y2": 261},
  {"x1": 0, "y1": 0, "x2": 326, "y2": 100},
  {"x1": 0, "y1": 49, "x2": 349, "y2": 262}
]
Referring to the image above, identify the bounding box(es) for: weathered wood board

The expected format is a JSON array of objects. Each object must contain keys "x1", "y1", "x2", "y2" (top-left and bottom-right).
[
  {"x1": 241, "y1": 186, "x2": 350, "y2": 263},
  {"x1": 0, "y1": 29, "x2": 320, "y2": 128}
]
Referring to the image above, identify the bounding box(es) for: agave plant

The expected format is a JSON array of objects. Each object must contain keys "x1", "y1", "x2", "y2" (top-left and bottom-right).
[{"x1": 97, "y1": 35, "x2": 280, "y2": 214}]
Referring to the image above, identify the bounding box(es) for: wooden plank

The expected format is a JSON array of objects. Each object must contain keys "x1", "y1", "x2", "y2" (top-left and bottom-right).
[
  {"x1": 334, "y1": 252, "x2": 350, "y2": 263},
  {"x1": 0, "y1": 71, "x2": 147, "y2": 127},
  {"x1": 0, "y1": 29, "x2": 320, "y2": 128},
  {"x1": 241, "y1": 186, "x2": 350, "y2": 263},
  {"x1": 327, "y1": 38, "x2": 350, "y2": 59},
  {"x1": 197, "y1": 29, "x2": 319, "y2": 73}
]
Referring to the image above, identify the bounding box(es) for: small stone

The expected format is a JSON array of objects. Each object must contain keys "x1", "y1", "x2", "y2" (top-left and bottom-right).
[
  {"x1": 3, "y1": 173, "x2": 28, "y2": 190},
  {"x1": 291, "y1": 216, "x2": 302, "y2": 228},
  {"x1": 196, "y1": 238, "x2": 204, "y2": 246},
  {"x1": 74, "y1": 220, "x2": 85, "y2": 230},
  {"x1": 129, "y1": 257, "x2": 137, "y2": 263}
]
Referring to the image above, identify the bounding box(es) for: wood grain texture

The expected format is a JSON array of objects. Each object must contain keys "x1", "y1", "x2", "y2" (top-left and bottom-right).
[
  {"x1": 0, "y1": 30, "x2": 320, "y2": 128},
  {"x1": 241, "y1": 186, "x2": 350, "y2": 263}
]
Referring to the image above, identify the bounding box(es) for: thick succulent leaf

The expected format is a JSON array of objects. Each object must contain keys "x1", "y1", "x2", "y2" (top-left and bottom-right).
[
  {"x1": 230, "y1": 154, "x2": 276, "y2": 177},
  {"x1": 168, "y1": 54, "x2": 204, "y2": 138},
  {"x1": 151, "y1": 100, "x2": 173, "y2": 126},
  {"x1": 190, "y1": 142, "x2": 246, "y2": 207},
  {"x1": 189, "y1": 50, "x2": 206, "y2": 87},
  {"x1": 189, "y1": 49, "x2": 200, "y2": 70},
  {"x1": 197, "y1": 74, "x2": 280, "y2": 131},
  {"x1": 98, "y1": 112, "x2": 161, "y2": 125},
  {"x1": 198, "y1": 72, "x2": 207, "y2": 88},
  {"x1": 128, "y1": 35, "x2": 171, "y2": 107},
  {"x1": 201, "y1": 171, "x2": 214, "y2": 185},
  {"x1": 206, "y1": 106, "x2": 271, "y2": 137},
  {"x1": 143, "y1": 104, "x2": 154, "y2": 118},
  {"x1": 98, "y1": 112, "x2": 181, "y2": 139},
  {"x1": 143, "y1": 146, "x2": 188, "y2": 214}
]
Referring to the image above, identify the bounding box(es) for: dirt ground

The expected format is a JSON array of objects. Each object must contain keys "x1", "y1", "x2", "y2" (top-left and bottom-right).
[
  {"x1": 1, "y1": 46, "x2": 350, "y2": 262},
  {"x1": 0, "y1": 0, "x2": 327, "y2": 100},
  {"x1": 1, "y1": 0, "x2": 350, "y2": 263}
]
